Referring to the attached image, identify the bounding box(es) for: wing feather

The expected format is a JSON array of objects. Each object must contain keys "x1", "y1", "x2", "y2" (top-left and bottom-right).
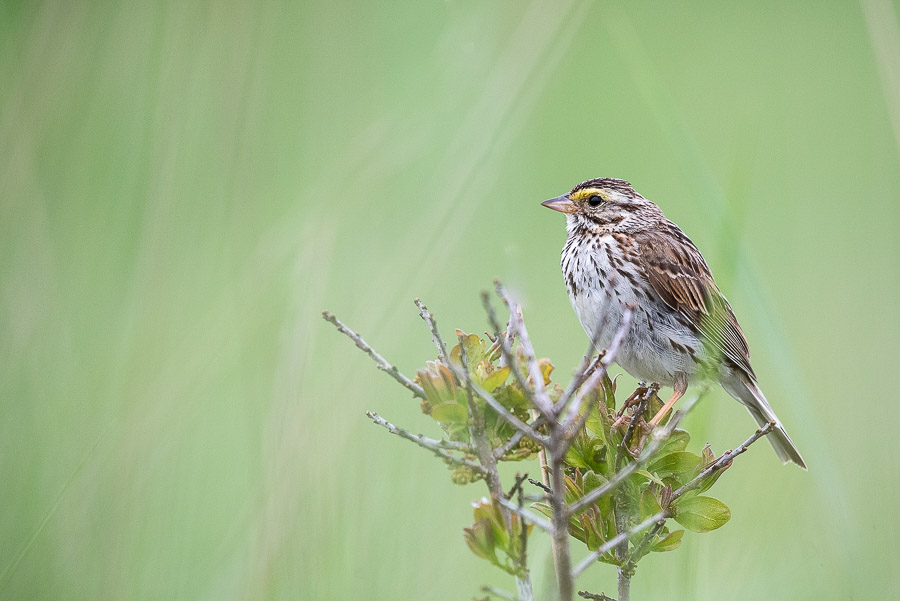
[{"x1": 635, "y1": 227, "x2": 755, "y2": 379}]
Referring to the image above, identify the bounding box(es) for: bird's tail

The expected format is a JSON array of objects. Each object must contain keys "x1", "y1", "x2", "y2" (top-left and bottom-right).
[{"x1": 723, "y1": 377, "x2": 807, "y2": 470}]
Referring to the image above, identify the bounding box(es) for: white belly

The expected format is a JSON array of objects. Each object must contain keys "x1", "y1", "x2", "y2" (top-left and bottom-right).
[{"x1": 564, "y1": 234, "x2": 704, "y2": 386}]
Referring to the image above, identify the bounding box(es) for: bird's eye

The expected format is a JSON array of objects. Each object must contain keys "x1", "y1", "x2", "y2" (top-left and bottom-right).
[{"x1": 588, "y1": 195, "x2": 603, "y2": 207}]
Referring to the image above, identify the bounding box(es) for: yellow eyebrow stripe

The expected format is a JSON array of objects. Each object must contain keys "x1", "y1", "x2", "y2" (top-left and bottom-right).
[{"x1": 570, "y1": 188, "x2": 611, "y2": 201}]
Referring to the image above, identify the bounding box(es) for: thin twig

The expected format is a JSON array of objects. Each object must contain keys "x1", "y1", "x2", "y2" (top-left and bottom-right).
[
  {"x1": 365, "y1": 411, "x2": 483, "y2": 473},
  {"x1": 557, "y1": 305, "x2": 629, "y2": 419},
  {"x1": 554, "y1": 307, "x2": 609, "y2": 414},
  {"x1": 415, "y1": 298, "x2": 449, "y2": 363},
  {"x1": 614, "y1": 384, "x2": 656, "y2": 470},
  {"x1": 481, "y1": 586, "x2": 517, "y2": 601},
  {"x1": 528, "y1": 478, "x2": 552, "y2": 494},
  {"x1": 507, "y1": 473, "x2": 530, "y2": 500},
  {"x1": 578, "y1": 591, "x2": 616, "y2": 601},
  {"x1": 548, "y1": 452, "x2": 575, "y2": 601},
  {"x1": 494, "y1": 281, "x2": 555, "y2": 418},
  {"x1": 322, "y1": 311, "x2": 425, "y2": 398},
  {"x1": 493, "y1": 414, "x2": 550, "y2": 459},
  {"x1": 493, "y1": 430, "x2": 527, "y2": 459},
  {"x1": 670, "y1": 421, "x2": 777, "y2": 502},
  {"x1": 481, "y1": 291, "x2": 533, "y2": 404},
  {"x1": 515, "y1": 473, "x2": 530, "y2": 580},
  {"x1": 457, "y1": 334, "x2": 506, "y2": 506},
  {"x1": 495, "y1": 496, "x2": 554, "y2": 533},
  {"x1": 445, "y1": 362, "x2": 549, "y2": 446},
  {"x1": 621, "y1": 519, "x2": 667, "y2": 576},
  {"x1": 568, "y1": 393, "x2": 704, "y2": 516},
  {"x1": 560, "y1": 309, "x2": 633, "y2": 435},
  {"x1": 571, "y1": 511, "x2": 669, "y2": 579},
  {"x1": 619, "y1": 421, "x2": 777, "y2": 576}
]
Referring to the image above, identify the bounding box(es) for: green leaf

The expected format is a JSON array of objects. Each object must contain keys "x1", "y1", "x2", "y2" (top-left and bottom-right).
[
  {"x1": 429, "y1": 401, "x2": 468, "y2": 424},
  {"x1": 636, "y1": 469, "x2": 666, "y2": 487},
  {"x1": 566, "y1": 433, "x2": 608, "y2": 473},
  {"x1": 463, "y1": 520, "x2": 497, "y2": 562},
  {"x1": 482, "y1": 366, "x2": 509, "y2": 391},
  {"x1": 582, "y1": 469, "x2": 608, "y2": 494},
  {"x1": 650, "y1": 529, "x2": 684, "y2": 552},
  {"x1": 694, "y1": 465, "x2": 729, "y2": 494},
  {"x1": 656, "y1": 429, "x2": 691, "y2": 456},
  {"x1": 672, "y1": 496, "x2": 731, "y2": 532},
  {"x1": 639, "y1": 487, "x2": 662, "y2": 519},
  {"x1": 648, "y1": 451, "x2": 701, "y2": 482}
]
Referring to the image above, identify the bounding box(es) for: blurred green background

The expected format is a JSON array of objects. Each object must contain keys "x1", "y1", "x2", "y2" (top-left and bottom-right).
[{"x1": 2, "y1": 1, "x2": 899, "y2": 599}]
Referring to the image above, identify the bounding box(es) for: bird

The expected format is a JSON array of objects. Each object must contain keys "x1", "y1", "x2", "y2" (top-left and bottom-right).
[{"x1": 542, "y1": 177, "x2": 806, "y2": 469}]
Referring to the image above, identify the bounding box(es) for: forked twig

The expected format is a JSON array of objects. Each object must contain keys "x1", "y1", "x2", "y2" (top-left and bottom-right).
[{"x1": 365, "y1": 411, "x2": 482, "y2": 472}]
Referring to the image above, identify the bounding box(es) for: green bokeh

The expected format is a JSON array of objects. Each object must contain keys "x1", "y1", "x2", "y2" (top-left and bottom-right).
[{"x1": 2, "y1": 1, "x2": 898, "y2": 599}]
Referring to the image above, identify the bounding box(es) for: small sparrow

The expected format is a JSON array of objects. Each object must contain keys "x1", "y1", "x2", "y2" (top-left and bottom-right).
[{"x1": 543, "y1": 177, "x2": 805, "y2": 468}]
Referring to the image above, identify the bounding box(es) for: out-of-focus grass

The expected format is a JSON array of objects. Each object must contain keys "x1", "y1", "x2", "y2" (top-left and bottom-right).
[{"x1": 1, "y1": 1, "x2": 899, "y2": 599}]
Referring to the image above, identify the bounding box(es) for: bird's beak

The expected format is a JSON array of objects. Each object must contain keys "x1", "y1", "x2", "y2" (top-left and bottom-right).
[{"x1": 541, "y1": 195, "x2": 576, "y2": 214}]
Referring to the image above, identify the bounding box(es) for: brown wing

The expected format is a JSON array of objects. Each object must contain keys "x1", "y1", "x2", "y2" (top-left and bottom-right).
[{"x1": 634, "y1": 226, "x2": 756, "y2": 379}]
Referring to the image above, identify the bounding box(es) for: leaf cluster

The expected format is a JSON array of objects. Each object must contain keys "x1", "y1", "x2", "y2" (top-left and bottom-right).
[{"x1": 416, "y1": 331, "x2": 552, "y2": 465}]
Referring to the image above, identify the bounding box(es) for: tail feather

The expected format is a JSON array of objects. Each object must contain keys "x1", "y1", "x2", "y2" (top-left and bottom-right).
[{"x1": 723, "y1": 378, "x2": 807, "y2": 470}]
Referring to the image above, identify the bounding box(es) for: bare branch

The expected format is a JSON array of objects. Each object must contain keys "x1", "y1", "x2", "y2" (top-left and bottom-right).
[
  {"x1": 414, "y1": 298, "x2": 449, "y2": 363},
  {"x1": 670, "y1": 421, "x2": 777, "y2": 502},
  {"x1": 323, "y1": 311, "x2": 425, "y2": 398},
  {"x1": 571, "y1": 511, "x2": 669, "y2": 579},
  {"x1": 493, "y1": 414, "x2": 551, "y2": 459},
  {"x1": 495, "y1": 496, "x2": 554, "y2": 533},
  {"x1": 568, "y1": 392, "x2": 704, "y2": 516},
  {"x1": 365, "y1": 411, "x2": 483, "y2": 473}
]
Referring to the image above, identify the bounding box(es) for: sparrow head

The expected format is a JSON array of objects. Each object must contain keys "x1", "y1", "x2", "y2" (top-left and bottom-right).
[{"x1": 542, "y1": 178, "x2": 661, "y2": 232}]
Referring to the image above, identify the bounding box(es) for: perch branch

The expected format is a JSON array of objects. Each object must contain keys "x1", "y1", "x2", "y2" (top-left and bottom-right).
[
  {"x1": 365, "y1": 411, "x2": 483, "y2": 473},
  {"x1": 322, "y1": 311, "x2": 425, "y2": 398}
]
